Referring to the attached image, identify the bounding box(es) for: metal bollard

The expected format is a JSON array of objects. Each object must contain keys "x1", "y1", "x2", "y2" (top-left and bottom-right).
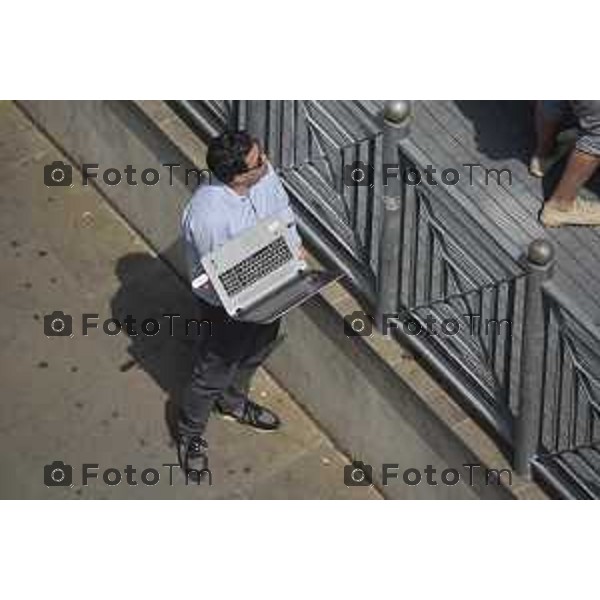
[
  {"x1": 514, "y1": 238, "x2": 555, "y2": 477},
  {"x1": 375, "y1": 101, "x2": 412, "y2": 332}
]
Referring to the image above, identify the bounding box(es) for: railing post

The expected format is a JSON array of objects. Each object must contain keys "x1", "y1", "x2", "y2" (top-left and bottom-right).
[
  {"x1": 236, "y1": 101, "x2": 247, "y2": 130},
  {"x1": 245, "y1": 101, "x2": 267, "y2": 142},
  {"x1": 514, "y1": 238, "x2": 555, "y2": 478},
  {"x1": 375, "y1": 101, "x2": 411, "y2": 332}
]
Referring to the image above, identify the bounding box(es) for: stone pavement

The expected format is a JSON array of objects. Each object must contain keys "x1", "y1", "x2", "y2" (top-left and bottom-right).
[{"x1": 0, "y1": 101, "x2": 381, "y2": 499}]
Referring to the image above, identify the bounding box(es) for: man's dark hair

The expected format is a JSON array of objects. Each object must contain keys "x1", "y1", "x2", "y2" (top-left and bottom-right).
[{"x1": 206, "y1": 130, "x2": 256, "y2": 184}]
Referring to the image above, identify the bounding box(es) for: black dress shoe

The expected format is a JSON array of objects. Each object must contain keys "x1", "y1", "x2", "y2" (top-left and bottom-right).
[
  {"x1": 216, "y1": 398, "x2": 281, "y2": 431},
  {"x1": 177, "y1": 435, "x2": 209, "y2": 483}
]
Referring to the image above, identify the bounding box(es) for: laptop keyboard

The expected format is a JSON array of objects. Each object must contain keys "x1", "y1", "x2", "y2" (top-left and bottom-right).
[{"x1": 219, "y1": 236, "x2": 294, "y2": 297}]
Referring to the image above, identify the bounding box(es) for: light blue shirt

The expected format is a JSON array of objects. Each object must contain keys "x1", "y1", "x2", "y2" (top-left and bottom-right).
[{"x1": 182, "y1": 162, "x2": 302, "y2": 305}]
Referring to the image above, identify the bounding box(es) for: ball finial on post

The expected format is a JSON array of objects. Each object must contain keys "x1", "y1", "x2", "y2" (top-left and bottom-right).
[
  {"x1": 527, "y1": 239, "x2": 554, "y2": 266},
  {"x1": 383, "y1": 100, "x2": 411, "y2": 125}
]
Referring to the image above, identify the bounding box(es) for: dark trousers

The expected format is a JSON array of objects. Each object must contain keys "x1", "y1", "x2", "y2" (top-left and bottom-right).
[{"x1": 178, "y1": 300, "x2": 281, "y2": 438}]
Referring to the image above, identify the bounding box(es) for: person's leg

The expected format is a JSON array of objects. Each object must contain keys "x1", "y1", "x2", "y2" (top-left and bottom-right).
[
  {"x1": 545, "y1": 150, "x2": 600, "y2": 209},
  {"x1": 541, "y1": 101, "x2": 600, "y2": 227},
  {"x1": 177, "y1": 303, "x2": 243, "y2": 477},
  {"x1": 227, "y1": 319, "x2": 281, "y2": 398},
  {"x1": 176, "y1": 344, "x2": 236, "y2": 480},
  {"x1": 178, "y1": 344, "x2": 238, "y2": 437},
  {"x1": 530, "y1": 101, "x2": 573, "y2": 177},
  {"x1": 215, "y1": 318, "x2": 282, "y2": 430}
]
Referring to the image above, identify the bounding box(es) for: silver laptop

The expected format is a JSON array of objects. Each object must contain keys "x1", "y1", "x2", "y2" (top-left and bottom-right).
[{"x1": 198, "y1": 212, "x2": 341, "y2": 323}]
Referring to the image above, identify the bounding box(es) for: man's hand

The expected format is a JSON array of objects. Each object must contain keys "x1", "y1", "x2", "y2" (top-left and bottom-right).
[
  {"x1": 297, "y1": 245, "x2": 307, "y2": 261},
  {"x1": 192, "y1": 273, "x2": 210, "y2": 289}
]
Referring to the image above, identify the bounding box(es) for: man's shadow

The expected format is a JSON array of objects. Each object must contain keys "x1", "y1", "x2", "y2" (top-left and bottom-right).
[
  {"x1": 454, "y1": 100, "x2": 535, "y2": 163},
  {"x1": 110, "y1": 247, "x2": 212, "y2": 445}
]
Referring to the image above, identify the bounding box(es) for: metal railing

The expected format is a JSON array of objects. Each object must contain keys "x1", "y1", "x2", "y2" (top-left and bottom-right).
[
  {"x1": 244, "y1": 100, "x2": 385, "y2": 304},
  {"x1": 540, "y1": 285, "x2": 600, "y2": 455},
  {"x1": 516, "y1": 259, "x2": 600, "y2": 494},
  {"x1": 172, "y1": 99, "x2": 600, "y2": 496}
]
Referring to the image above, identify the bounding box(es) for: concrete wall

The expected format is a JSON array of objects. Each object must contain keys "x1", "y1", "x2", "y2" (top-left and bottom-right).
[
  {"x1": 266, "y1": 297, "x2": 511, "y2": 499},
  {"x1": 18, "y1": 100, "x2": 199, "y2": 275},
  {"x1": 19, "y1": 101, "x2": 512, "y2": 499}
]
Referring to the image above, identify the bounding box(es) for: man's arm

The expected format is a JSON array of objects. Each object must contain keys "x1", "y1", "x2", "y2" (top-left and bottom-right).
[{"x1": 186, "y1": 212, "x2": 219, "y2": 291}]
